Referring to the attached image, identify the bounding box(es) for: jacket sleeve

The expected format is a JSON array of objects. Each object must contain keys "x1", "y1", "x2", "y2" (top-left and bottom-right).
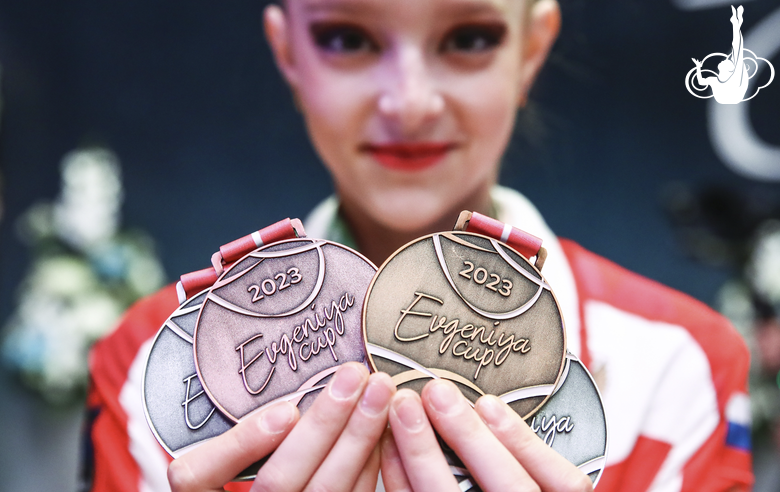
[
  {"x1": 80, "y1": 285, "x2": 179, "y2": 492},
  {"x1": 560, "y1": 239, "x2": 753, "y2": 492}
]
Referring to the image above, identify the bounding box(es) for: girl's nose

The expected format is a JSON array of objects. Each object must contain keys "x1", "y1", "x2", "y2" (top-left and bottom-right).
[{"x1": 377, "y1": 44, "x2": 445, "y2": 136}]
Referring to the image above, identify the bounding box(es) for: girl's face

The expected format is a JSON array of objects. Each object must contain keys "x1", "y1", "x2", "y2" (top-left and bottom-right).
[{"x1": 265, "y1": 0, "x2": 559, "y2": 233}]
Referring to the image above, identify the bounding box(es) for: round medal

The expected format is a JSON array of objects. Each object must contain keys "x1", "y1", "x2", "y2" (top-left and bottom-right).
[
  {"x1": 194, "y1": 238, "x2": 376, "y2": 422},
  {"x1": 527, "y1": 353, "x2": 608, "y2": 486},
  {"x1": 453, "y1": 353, "x2": 609, "y2": 491},
  {"x1": 363, "y1": 231, "x2": 567, "y2": 418},
  {"x1": 142, "y1": 290, "x2": 233, "y2": 458},
  {"x1": 142, "y1": 289, "x2": 274, "y2": 480}
]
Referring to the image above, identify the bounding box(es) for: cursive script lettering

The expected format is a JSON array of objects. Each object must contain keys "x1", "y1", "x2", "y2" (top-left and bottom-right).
[
  {"x1": 181, "y1": 374, "x2": 216, "y2": 430},
  {"x1": 530, "y1": 413, "x2": 574, "y2": 446},
  {"x1": 235, "y1": 292, "x2": 355, "y2": 396},
  {"x1": 395, "y1": 292, "x2": 531, "y2": 379}
]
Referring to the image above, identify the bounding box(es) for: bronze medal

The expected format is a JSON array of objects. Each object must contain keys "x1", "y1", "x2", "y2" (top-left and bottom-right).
[
  {"x1": 194, "y1": 238, "x2": 376, "y2": 422},
  {"x1": 363, "y1": 231, "x2": 567, "y2": 418}
]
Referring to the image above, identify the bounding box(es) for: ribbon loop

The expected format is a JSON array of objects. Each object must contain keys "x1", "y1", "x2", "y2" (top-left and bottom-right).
[
  {"x1": 454, "y1": 210, "x2": 546, "y2": 270},
  {"x1": 176, "y1": 218, "x2": 306, "y2": 303}
]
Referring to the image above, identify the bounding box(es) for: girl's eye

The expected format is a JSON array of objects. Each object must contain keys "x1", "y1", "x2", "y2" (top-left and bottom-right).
[
  {"x1": 441, "y1": 24, "x2": 506, "y2": 53},
  {"x1": 310, "y1": 23, "x2": 378, "y2": 54}
]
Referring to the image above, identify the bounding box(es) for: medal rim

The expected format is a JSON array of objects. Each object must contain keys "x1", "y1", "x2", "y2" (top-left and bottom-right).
[
  {"x1": 554, "y1": 352, "x2": 610, "y2": 488},
  {"x1": 361, "y1": 230, "x2": 568, "y2": 419},
  {"x1": 193, "y1": 237, "x2": 377, "y2": 423},
  {"x1": 142, "y1": 288, "x2": 216, "y2": 459}
]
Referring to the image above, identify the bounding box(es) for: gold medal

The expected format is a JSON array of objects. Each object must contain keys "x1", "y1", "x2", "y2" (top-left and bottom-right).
[{"x1": 363, "y1": 230, "x2": 566, "y2": 418}]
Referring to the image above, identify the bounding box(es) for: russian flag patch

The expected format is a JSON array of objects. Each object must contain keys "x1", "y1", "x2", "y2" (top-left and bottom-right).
[{"x1": 725, "y1": 393, "x2": 751, "y2": 451}]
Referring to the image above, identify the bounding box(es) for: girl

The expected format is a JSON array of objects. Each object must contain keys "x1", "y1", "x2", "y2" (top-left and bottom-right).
[{"x1": 85, "y1": 0, "x2": 752, "y2": 491}]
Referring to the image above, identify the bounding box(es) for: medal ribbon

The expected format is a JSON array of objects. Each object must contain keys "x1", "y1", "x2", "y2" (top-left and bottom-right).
[
  {"x1": 454, "y1": 210, "x2": 547, "y2": 269},
  {"x1": 176, "y1": 218, "x2": 306, "y2": 303}
]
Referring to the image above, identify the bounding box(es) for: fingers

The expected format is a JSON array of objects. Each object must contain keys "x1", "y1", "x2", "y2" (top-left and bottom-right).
[
  {"x1": 387, "y1": 389, "x2": 461, "y2": 491},
  {"x1": 474, "y1": 395, "x2": 593, "y2": 492},
  {"x1": 168, "y1": 401, "x2": 298, "y2": 492},
  {"x1": 380, "y1": 429, "x2": 412, "y2": 492},
  {"x1": 250, "y1": 362, "x2": 370, "y2": 492},
  {"x1": 304, "y1": 372, "x2": 396, "y2": 492},
  {"x1": 353, "y1": 445, "x2": 382, "y2": 492},
  {"x1": 421, "y1": 380, "x2": 536, "y2": 491}
]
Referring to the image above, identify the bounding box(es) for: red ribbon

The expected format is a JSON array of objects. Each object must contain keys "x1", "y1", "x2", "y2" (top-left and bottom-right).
[{"x1": 176, "y1": 218, "x2": 305, "y2": 303}]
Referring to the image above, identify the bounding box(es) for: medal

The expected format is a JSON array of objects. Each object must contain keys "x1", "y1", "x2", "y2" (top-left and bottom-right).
[
  {"x1": 143, "y1": 289, "x2": 234, "y2": 458},
  {"x1": 143, "y1": 219, "x2": 307, "y2": 478},
  {"x1": 364, "y1": 210, "x2": 607, "y2": 490},
  {"x1": 363, "y1": 229, "x2": 566, "y2": 418},
  {"x1": 194, "y1": 238, "x2": 377, "y2": 422},
  {"x1": 528, "y1": 353, "x2": 608, "y2": 486},
  {"x1": 451, "y1": 353, "x2": 608, "y2": 491},
  {"x1": 143, "y1": 212, "x2": 607, "y2": 488},
  {"x1": 143, "y1": 218, "x2": 376, "y2": 480}
]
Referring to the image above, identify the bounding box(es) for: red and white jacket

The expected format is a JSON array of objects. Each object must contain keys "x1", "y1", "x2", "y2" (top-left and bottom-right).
[{"x1": 82, "y1": 187, "x2": 753, "y2": 492}]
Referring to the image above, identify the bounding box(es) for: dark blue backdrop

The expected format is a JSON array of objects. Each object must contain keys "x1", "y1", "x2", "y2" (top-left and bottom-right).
[
  {"x1": 2, "y1": 0, "x2": 779, "y2": 310},
  {"x1": 1, "y1": 0, "x2": 777, "y2": 318},
  {"x1": 0, "y1": 1, "x2": 778, "y2": 488}
]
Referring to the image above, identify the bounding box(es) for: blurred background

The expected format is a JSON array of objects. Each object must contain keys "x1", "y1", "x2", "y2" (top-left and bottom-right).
[{"x1": 0, "y1": 0, "x2": 778, "y2": 490}]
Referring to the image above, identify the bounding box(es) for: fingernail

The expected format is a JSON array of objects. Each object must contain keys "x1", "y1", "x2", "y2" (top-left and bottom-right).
[
  {"x1": 426, "y1": 380, "x2": 462, "y2": 416},
  {"x1": 475, "y1": 395, "x2": 507, "y2": 428},
  {"x1": 259, "y1": 402, "x2": 296, "y2": 434},
  {"x1": 359, "y1": 376, "x2": 393, "y2": 416},
  {"x1": 391, "y1": 392, "x2": 425, "y2": 432},
  {"x1": 329, "y1": 363, "x2": 366, "y2": 400}
]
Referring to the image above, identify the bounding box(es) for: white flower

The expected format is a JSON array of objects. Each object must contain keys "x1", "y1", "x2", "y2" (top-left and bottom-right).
[
  {"x1": 53, "y1": 148, "x2": 123, "y2": 251},
  {"x1": 69, "y1": 292, "x2": 123, "y2": 339},
  {"x1": 16, "y1": 202, "x2": 54, "y2": 243},
  {"x1": 30, "y1": 256, "x2": 97, "y2": 296},
  {"x1": 126, "y1": 250, "x2": 166, "y2": 297},
  {"x1": 716, "y1": 281, "x2": 755, "y2": 339},
  {"x1": 748, "y1": 220, "x2": 780, "y2": 305},
  {"x1": 2, "y1": 146, "x2": 166, "y2": 404}
]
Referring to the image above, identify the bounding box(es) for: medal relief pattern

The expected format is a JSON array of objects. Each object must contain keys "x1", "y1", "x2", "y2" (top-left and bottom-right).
[
  {"x1": 144, "y1": 228, "x2": 607, "y2": 489},
  {"x1": 364, "y1": 231, "x2": 607, "y2": 490},
  {"x1": 364, "y1": 232, "x2": 566, "y2": 419},
  {"x1": 528, "y1": 354, "x2": 608, "y2": 484},
  {"x1": 143, "y1": 291, "x2": 233, "y2": 458},
  {"x1": 195, "y1": 239, "x2": 376, "y2": 422}
]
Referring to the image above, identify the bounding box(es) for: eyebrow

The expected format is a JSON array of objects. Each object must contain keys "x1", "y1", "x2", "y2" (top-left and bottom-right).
[
  {"x1": 301, "y1": 0, "x2": 380, "y2": 15},
  {"x1": 300, "y1": 0, "x2": 509, "y2": 16},
  {"x1": 445, "y1": 0, "x2": 509, "y2": 17}
]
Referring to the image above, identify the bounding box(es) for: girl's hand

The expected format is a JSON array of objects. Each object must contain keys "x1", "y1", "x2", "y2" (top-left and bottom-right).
[
  {"x1": 382, "y1": 380, "x2": 593, "y2": 492},
  {"x1": 167, "y1": 363, "x2": 395, "y2": 492}
]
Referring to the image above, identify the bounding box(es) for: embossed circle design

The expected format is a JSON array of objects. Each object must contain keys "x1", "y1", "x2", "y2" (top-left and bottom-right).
[
  {"x1": 194, "y1": 239, "x2": 377, "y2": 422},
  {"x1": 527, "y1": 354, "x2": 608, "y2": 487},
  {"x1": 143, "y1": 290, "x2": 234, "y2": 458},
  {"x1": 363, "y1": 232, "x2": 567, "y2": 418}
]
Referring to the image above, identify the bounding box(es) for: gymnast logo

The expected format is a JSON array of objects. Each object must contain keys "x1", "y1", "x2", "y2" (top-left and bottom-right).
[{"x1": 685, "y1": 5, "x2": 774, "y2": 104}]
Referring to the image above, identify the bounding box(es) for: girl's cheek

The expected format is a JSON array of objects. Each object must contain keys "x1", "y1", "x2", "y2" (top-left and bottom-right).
[{"x1": 308, "y1": 73, "x2": 370, "y2": 129}]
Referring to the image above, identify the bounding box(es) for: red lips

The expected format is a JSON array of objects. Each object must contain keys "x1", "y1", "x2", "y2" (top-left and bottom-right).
[{"x1": 363, "y1": 142, "x2": 454, "y2": 171}]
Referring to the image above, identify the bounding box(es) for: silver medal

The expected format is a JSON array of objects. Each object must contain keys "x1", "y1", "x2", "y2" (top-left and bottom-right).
[
  {"x1": 142, "y1": 290, "x2": 233, "y2": 458},
  {"x1": 528, "y1": 353, "x2": 608, "y2": 486}
]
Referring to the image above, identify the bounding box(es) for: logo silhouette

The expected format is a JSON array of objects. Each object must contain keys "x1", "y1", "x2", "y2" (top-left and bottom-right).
[{"x1": 686, "y1": 5, "x2": 774, "y2": 104}]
